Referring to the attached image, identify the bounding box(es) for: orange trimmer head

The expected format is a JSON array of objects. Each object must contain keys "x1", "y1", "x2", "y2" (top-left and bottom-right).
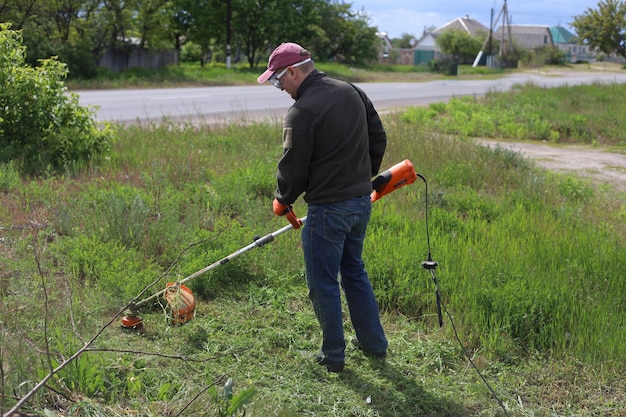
[
  {"x1": 120, "y1": 283, "x2": 195, "y2": 331},
  {"x1": 120, "y1": 314, "x2": 144, "y2": 331}
]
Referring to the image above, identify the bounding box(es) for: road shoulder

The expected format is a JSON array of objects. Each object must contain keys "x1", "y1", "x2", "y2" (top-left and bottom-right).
[{"x1": 476, "y1": 139, "x2": 626, "y2": 192}]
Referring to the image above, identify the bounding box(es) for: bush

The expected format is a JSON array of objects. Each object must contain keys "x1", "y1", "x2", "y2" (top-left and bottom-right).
[
  {"x1": 0, "y1": 24, "x2": 116, "y2": 176},
  {"x1": 180, "y1": 41, "x2": 204, "y2": 63},
  {"x1": 0, "y1": 161, "x2": 20, "y2": 192}
]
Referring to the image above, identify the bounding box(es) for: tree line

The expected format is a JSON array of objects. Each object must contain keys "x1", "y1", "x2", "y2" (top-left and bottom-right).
[
  {"x1": 0, "y1": 0, "x2": 381, "y2": 78},
  {"x1": 1, "y1": 0, "x2": 622, "y2": 81}
]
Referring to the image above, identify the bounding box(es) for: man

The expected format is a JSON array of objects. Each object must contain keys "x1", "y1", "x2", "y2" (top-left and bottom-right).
[{"x1": 257, "y1": 42, "x2": 388, "y2": 373}]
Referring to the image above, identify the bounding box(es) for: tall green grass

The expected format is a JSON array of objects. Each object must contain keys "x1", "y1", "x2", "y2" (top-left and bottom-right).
[
  {"x1": 402, "y1": 82, "x2": 626, "y2": 144},
  {"x1": 364, "y1": 125, "x2": 626, "y2": 365}
]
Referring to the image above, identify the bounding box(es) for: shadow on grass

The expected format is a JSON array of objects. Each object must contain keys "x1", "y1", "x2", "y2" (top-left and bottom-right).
[{"x1": 340, "y1": 358, "x2": 465, "y2": 417}]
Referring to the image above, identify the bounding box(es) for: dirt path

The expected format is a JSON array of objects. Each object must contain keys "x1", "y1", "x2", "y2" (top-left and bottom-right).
[{"x1": 477, "y1": 139, "x2": 626, "y2": 192}]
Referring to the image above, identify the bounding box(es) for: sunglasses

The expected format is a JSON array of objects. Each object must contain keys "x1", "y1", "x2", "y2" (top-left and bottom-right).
[{"x1": 268, "y1": 58, "x2": 312, "y2": 88}]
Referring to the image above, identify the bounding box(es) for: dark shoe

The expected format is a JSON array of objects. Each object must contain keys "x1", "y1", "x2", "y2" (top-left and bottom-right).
[
  {"x1": 315, "y1": 354, "x2": 345, "y2": 373},
  {"x1": 351, "y1": 338, "x2": 387, "y2": 359}
]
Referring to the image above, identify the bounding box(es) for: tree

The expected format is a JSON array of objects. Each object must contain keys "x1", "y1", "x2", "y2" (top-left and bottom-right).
[
  {"x1": 1, "y1": 0, "x2": 383, "y2": 73},
  {"x1": 232, "y1": 0, "x2": 271, "y2": 67},
  {"x1": 571, "y1": 0, "x2": 626, "y2": 60},
  {"x1": 332, "y1": 7, "x2": 379, "y2": 64},
  {"x1": 304, "y1": 1, "x2": 379, "y2": 65},
  {"x1": 134, "y1": 0, "x2": 173, "y2": 49},
  {"x1": 435, "y1": 29, "x2": 483, "y2": 64},
  {"x1": 0, "y1": 0, "x2": 40, "y2": 28},
  {"x1": 392, "y1": 33, "x2": 418, "y2": 49},
  {"x1": 178, "y1": 0, "x2": 227, "y2": 66},
  {"x1": 170, "y1": 0, "x2": 194, "y2": 60},
  {"x1": 232, "y1": 0, "x2": 325, "y2": 68},
  {"x1": 15, "y1": 0, "x2": 103, "y2": 78}
]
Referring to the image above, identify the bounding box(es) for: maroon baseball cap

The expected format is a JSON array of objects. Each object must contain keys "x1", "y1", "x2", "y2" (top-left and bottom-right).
[{"x1": 257, "y1": 42, "x2": 312, "y2": 84}]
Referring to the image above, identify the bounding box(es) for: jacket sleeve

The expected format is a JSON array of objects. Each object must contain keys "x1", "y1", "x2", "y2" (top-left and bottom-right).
[
  {"x1": 352, "y1": 84, "x2": 387, "y2": 175},
  {"x1": 274, "y1": 105, "x2": 314, "y2": 205}
]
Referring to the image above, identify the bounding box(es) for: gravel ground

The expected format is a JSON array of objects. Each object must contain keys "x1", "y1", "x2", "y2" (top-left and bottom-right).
[{"x1": 477, "y1": 139, "x2": 626, "y2": 192}]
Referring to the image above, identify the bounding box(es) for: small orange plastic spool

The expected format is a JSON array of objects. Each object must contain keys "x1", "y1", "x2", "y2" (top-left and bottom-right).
[
  {"x1": 164, "y1": 283, "x2": 196, "y2": 325},
  {"x1": 120, "y1": 314, "x2": 144, "y2": 330}
]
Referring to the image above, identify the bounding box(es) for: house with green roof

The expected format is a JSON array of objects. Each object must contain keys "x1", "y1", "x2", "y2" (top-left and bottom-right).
[
  {"x1": 550, "y1": 25, "x2": 595, "y2": 63},
  {"x1": 550, "y1": 26, "x2": 575, "y2": 43}
]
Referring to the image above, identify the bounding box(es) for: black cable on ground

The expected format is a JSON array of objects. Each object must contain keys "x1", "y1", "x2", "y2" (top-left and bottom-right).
[{"x1": 417, "y1": 173, "x2": 511, "y2": 417}]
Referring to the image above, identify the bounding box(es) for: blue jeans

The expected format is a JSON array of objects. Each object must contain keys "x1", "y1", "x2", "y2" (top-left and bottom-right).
[{"x1": 302, "y1": 195, "x2": 387, "y2": 363}]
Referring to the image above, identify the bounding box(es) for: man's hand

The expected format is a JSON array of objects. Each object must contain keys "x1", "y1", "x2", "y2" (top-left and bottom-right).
[
  {"x1": 272, "y1": 199, "x2": 302, "y2": 229},
  {"x1": 273, "y1": 199, "x2": 290, "y2": 216}
]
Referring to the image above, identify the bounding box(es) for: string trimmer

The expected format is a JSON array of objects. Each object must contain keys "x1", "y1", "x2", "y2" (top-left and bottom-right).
[{"x1": 120, "y1": 159, "x2": 418, "y2": 330}]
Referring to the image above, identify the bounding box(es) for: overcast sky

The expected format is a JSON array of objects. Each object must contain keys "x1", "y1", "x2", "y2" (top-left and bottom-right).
[{"x1": 350, "y1": 0, "x2": 596, "y2": 39}]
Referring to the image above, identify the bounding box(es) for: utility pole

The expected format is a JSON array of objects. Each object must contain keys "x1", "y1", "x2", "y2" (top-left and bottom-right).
[
  {"x1": 472, "y1": 0, "x2": 511, "y2": 67},
  {"x1": 226, "y1": 0, "x2": 232, "y2": 69},
  {"x1": 488, "y1": 7, "x2": 493, "y2": 56}
]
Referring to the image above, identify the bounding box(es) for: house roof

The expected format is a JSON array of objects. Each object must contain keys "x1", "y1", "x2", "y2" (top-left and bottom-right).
[
  {"x1": 376, "y1": 32, "x2": 393, "y2": 50},
  {"x1": 550, "y1": 26, "x2": 576, "y2": 44},
  {"x1": 495, "y1": 25, "x2": 554, "y2": 48},
  {"x1": 434, "y1": 15, "x2": 489, "y2": 37}
]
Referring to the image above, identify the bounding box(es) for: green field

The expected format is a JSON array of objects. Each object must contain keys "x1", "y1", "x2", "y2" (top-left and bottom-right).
[{"x1": 1, "y1": 76, "x2": 626, "y2": 416}]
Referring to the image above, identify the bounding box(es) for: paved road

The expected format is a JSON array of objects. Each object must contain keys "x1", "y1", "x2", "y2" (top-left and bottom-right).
[{"x1": 77, "y1": 71, "x2": 626, "y2": 124}]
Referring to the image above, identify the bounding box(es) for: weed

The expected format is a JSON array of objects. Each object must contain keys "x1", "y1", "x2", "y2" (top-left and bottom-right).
[
  {"x1": 0, "y1": 161, "x2": 20, "y2": 192},
  {"x1": 212, "y1": 378, "x2": 256, "y2": 417}
]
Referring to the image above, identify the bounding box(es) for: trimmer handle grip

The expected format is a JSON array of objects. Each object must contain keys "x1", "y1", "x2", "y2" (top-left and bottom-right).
[
  {"x1": 371, "y1": 159, "x2": 418, "y2": 202},
  {"x1": 285, "y1": 208, "x2": 302, "y2": 229}
]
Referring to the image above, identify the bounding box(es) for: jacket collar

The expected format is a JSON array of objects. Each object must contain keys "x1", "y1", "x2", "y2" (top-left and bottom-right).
[{"x1": 296, "y1": 69, "x2": 326, "y2": 100}]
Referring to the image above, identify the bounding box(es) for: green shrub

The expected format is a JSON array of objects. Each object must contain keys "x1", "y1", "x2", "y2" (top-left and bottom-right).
[
  {"x1": 180, "y1": 41, "x2": 204, "y2": 63},
  {"x1": 0, "y1": 24, "x2": 116, "y2": 176},
  {"x1": 556, "y1": 176, "x2": 594, "y2": 202},
  {"x1": 0, "y1": 160, "x2": 20, "y2": 192}
]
